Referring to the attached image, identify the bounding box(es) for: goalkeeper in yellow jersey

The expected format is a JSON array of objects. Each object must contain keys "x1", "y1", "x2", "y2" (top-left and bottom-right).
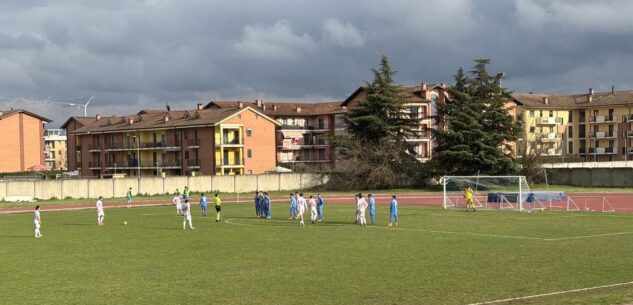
[{"x1": 464, "y1": 186, "x2": 476, "y2": 212}]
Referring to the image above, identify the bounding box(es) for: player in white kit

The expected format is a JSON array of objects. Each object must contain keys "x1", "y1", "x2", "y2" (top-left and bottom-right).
[
  {"x1": 297, "y1": 193, "x2": 308, "y2": 227},
  {"x1": 357, "y1": 193, "x2": 368, "y2": 227},
  {"x1": 309, "y1": 195, "x2": 318, "y2": 224},
  {"x1": 96, "y1": 197, "x2": 105, "y2": 226},
  {"x1": 173, "y1": 192, "x2": 182, "y2": 215},
  {"x1": 34, "y1": 205, "x2": 42, "y2": 238},
  {"x1": 182, "y1": 199, "x2": 195, "y2": 230}
]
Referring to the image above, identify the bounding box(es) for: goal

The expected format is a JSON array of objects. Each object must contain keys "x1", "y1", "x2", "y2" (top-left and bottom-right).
[{"x1": 441, "y1": 175, "x2": 533, "y2": 211}]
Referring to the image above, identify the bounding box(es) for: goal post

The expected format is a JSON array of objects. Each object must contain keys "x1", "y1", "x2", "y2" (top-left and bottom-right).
[{"x1": 441, "y1": 175, "x2": 532, "y2": 211}]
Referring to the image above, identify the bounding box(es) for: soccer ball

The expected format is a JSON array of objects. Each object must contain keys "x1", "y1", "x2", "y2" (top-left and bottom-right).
[{"x1": 124, "y1": 221, "x2": 128, "y2": 225}]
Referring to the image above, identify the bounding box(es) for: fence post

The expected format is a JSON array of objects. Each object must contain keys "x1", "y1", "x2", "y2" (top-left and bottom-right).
[{"x1": 278, "y1": 174, "x2": 281, "y2": 191}]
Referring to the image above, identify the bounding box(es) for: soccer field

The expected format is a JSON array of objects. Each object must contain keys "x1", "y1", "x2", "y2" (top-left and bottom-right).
[{"x1": 2, "y1": 203, "x2": 633, "y2": 305}]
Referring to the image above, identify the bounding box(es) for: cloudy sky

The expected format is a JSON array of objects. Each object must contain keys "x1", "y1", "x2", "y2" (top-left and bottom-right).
[{"x1": 1, "y1": 0, "x2": 633, "y2": 126}]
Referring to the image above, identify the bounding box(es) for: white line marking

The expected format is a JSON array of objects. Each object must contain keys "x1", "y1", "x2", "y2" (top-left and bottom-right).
[
  {"x1": 364, "y1": 226, "x2": 547, "y2": 240},
  {"x1": 465, "y1": 280, "x2": 633, "y2": 305},
  {"x1": 544, "y1": 231, "x2": 633, "y2": 241}
]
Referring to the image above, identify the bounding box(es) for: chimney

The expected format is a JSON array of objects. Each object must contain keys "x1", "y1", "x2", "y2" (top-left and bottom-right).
[
  {"x1": 197, "y1": 103, "x2": 202, "y2": 110},
  {"x1": 543, "y1": 97, "x2": 549, "y2": 105},
  {"x1": 440, "y1": 82, "x2": 446, "y2": 89},
  {"x1": 262, "y1": 104, "x2": 267, "y2": 111},
  {"x1": 129, "y1": 117, "x2": 134, "y2": 125},
  {"x1": 96, "y1": 114, "x2": 101, "y2": 121},
  {"x1": 238, "y1": 102, "x2": 244, "y2": 109},
  {"x1": 296, "y1": 106, "x2": 302, "y2": 113},
  {"x1": 272, "y1": 104, "x2": 277, "y2": 111},
  {"x1": 256, "y1": 99, "x2": 263, "y2": 108},
  {"x1": 421, "y1": 82, "x2": 427, "y2": 91},
  {"x1": 164, "y1": 114, "x2": 169, "y2": 122},
  {"x1": 588, "y1": 88, "x2": 594, "y2": 102},
  {"x1": 342, "y1": 105, "x2": 347, "y2": 110},
  {"x1": 612, "y1": 85, "x2": 615, "y2": 94}
]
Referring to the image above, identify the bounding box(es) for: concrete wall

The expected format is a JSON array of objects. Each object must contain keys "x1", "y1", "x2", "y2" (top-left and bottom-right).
[
  {"x1": 213, "y1": 175, "x2": 234, "y2": 193},
  {"x1": 546, "y1": 168, "x2": 633, "y2": 187},
  {"x1": 61, "y1": 180, "x2": 89, "y2": 199},
  {"x1": 235, "y1": 175, "x2": 258, "y2": 193},
  {"x1": 6, "y1": 181, "x2": 35, "y2": 197},
  {"x1": 163, "y1": 176, "x2": 188, "y2": 194},
  {"x1": 188, "y1": 176, "x2": 213, "y2": 193},
  {"x1": 0, "y1": 173, "x2": 324, "y2": 201},
  {"x1": 0, "y1": 181, "x2": 6, "y2": 200},
  {"x1": 35, "y1": 180, "x2": 62, "y2": 199}
]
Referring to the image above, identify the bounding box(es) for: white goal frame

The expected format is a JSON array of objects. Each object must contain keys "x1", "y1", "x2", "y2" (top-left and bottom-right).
[{"x1": 442, "y1": 175, "x2": 530, "y2": 212}]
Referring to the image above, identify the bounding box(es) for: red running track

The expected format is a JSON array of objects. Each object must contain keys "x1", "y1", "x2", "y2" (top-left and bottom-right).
[{"x1": 1, "y1": 192, "x2": 632, "y2": 214}]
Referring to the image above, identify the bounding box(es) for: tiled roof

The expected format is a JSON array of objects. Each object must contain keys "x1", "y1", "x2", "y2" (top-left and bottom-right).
[
  {"x1": 60, "y1": 116, "x2": 97, "y2": 129},
  {"x1": 204, "y1": 100, "x2": 347, "y2": 116},
  {"x1": 0, "y1": 109, "x2": 52, "y2": 122},
  {"x1": 511, "y1": 90, "x2": 633, "y2": 109},
  {"x1": 341, "y1": 83, "x2": 445, "y2": 106},
  {"x1": 70, "y1": 107, "x2": 259, "y2": 134}
]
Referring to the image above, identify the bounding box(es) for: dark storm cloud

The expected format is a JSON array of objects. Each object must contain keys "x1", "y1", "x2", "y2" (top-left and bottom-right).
[{"x1": 0, "y1": 0, "x2": 632, "y2": 126}]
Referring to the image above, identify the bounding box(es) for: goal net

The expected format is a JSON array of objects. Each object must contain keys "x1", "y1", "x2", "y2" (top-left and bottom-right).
[{"x1": 442, "y1": 176, "x2": 533, "y2": 211}]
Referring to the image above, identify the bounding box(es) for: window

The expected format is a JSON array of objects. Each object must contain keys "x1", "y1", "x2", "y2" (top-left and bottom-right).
[
  {"x1": 549, "y1": 111, "x2": 553, "y2": 117},
  {"x1": 568, "y1": 112, "x2": 573, "y2": 123},
  {"x1": 318, "y1": 149, "x2": 325, "y2": 160},
  {"x1": 568, "y1": 126, "x2": 573, "y2": 138},
  {"x1": 247, "y1": 149, "x2": 252, "y2": 158},
  {"x1": 318, "y1": 118, "x2": 325, "y2": 129},
  {"x1": 246, "y1": 129, "x2": 252, "y2": 137},
  {"x1": 539, "y1": 110, "x2": 543, "y2": 117},
  {"x1": 529, "y1": 126, "x2": 535, "y2": 133},
  {"x1": 185, "y1": 151, "x2": 189, "y2": 160},
  {"x1": 529, "y1": 110, "x2": 534, "y2": 118},
  {"x1": 568, "y1": 142, "x2": 573, "y2": 154}
]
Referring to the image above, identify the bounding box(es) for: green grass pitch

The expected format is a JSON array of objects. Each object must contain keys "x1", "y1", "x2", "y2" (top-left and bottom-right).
[{"x1": 1, "y1": 203, "x2": 633, "y2": 305}]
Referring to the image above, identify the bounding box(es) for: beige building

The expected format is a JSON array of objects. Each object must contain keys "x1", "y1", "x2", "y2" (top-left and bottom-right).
[
  {"x1": 44, "y1": 129, "x2": 67, "y2": 170},
  {"x1": 512, "y1": 87, "x2": 633, "y2": 162}
]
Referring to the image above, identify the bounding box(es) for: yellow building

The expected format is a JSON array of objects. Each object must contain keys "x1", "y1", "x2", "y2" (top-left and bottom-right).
[
  {"x1": 512, "y1": 88, "x2": 633, "y2": 162},
  {"x1": 44, "y1": 129, "x2": 67, "y2": 170}
]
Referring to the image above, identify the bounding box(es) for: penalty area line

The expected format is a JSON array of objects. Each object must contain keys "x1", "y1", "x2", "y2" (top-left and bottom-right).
[
  {"x1": 465, "y1": 280, "x2": 633, "y2": 305},
  {"x1": 366, "y1": 226, "x2": 546, "y2": 241}
]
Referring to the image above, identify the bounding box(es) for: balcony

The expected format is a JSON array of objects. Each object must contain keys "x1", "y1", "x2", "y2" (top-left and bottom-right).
[
  {"x1": 105, "y1": 159, "x2": 182, "y2": 169},
  {"x1": 280, "y1": 159, "x2": 330, "y2": 163},
  {"x1": 105, "y1": 142, "x2": 181, "y2": 151},
  {"x1": 538, "y1": 133, "x2": 563, "y2": 142},
  {"x1": 625, "y1": 114, "x2": 633, "y2": 122},
  {"x1": 588, "y1": 115, "x2": 617, "y2": 124},
  {"x1": 220, "y1": 160, "x2": 244, "y2": 168},
  {"x1": 221, "y1": 138, "x2": 243, "y2": 146},
  {"x1": 588, "y1": 147, "x2": 616, "y2": 155},
  {"x1": 88, "y1": 144, "x2": 102, "y2": 152},
  {"x1": 579, "y1": 147, "x2": 586, "y2": 154},
  {"x1": 588, "y1": 131, "x2": 616, "y2": 139},
  {"x1": 625, "y1": 130, "x2": 633, "y2": 138},
  {"x1": 88, "y1": 161, "x2": 101, "y2": 169},
  {"x1": 187, "y1": 159, "x2": 200, "y2": 168},
  {"x1": 187, "y1": 139, "x2": 200, "y2": 148},
  {"x1": 536, "y1": 117, "x2": 563, "y2": 125},
  {"x1": 542, "y1": 148, "x2": 562, "y2": 156}
]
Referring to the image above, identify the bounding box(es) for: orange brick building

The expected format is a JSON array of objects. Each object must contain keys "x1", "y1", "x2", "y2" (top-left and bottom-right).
[
  {"x1": 0, "y1": 109, "x2": 52, "y2": 173},
  {"x1": 65, "y1": 104, "x2": 279, "y2": 177}
]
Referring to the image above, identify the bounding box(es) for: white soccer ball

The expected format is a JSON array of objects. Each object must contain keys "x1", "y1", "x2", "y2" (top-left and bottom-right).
[{"x1": 124, "y1": 221, "x2": 128, "y2": 225}]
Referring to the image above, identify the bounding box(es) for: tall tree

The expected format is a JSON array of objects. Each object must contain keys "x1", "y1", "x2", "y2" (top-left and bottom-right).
[
  {"x1": 344, "y1": 55, "x2": 420, "y2": 145},
  {"x1": 330, "y1": 55, "x2": 425, "y2": 189},
  {"x1": 431, "y1": 59, "x2": 522, "y2": 175}
]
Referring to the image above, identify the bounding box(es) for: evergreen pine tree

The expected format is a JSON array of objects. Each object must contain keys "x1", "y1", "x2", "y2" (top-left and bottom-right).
[{"x1": 431, "y1": 59, "x2": 522, "y2": 175}]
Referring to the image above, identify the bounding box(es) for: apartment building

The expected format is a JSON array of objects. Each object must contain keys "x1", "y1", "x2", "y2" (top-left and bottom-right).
[
  {"x1": 0, "y1": 109, "x2": 52, "y2": 173},
  {"x1": 65, "y1": 104, "x2": 279, "y2": 177},
  {"x1": 206, "y1": 100, "x2": 345, "y2": 169},
  {"x1": 205, "y1": 82, "x2": 449, "y2": 168},
  {"x1": 512, "y1": 87, "x2": 633, "y2": 162},
  {"x1": 342, "y1": 82, "x2": 449, "y2": 161},
  {"x1": 44, "y1": 129, "x2": 67, "y2": 170}
]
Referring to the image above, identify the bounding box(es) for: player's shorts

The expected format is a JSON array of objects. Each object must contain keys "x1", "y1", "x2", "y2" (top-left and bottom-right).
[
  {"x1": 215, "y1": 205, "x2": 221, "y2": 212},
  {"x1": 184, "y1": 214, "x2": 192, "y2": 221},
  {"x1": 298, "y1": 207, "x2": 305, "y2": 215},
  {"x1": 98, "y1": 211, "x2": 105, "y2": 217},
  {"x1": 466, "y1": 198, "x2": 473, "y2": 205},
  {"x1": 34, "y1": 221, "x2": 40, "y2": 229}
]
